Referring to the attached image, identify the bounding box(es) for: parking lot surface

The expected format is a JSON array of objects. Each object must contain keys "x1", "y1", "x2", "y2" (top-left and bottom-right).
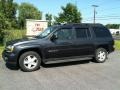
[{"x1": 0, "y1": 51, "x2": 120, "y2": 90}]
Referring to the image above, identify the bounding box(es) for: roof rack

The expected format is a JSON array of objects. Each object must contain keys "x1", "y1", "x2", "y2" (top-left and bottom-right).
[{"x1": 54, "y1": 23, "x2": 103, "y2": 27}]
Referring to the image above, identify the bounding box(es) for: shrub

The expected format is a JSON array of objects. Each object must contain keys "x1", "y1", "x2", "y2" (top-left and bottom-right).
[
  {"x1": 0, "y1": 45, "x2": 4, "y2": 59},
  {"x1": 3, "y1": 29, "x2": 26, "y2": 45}
]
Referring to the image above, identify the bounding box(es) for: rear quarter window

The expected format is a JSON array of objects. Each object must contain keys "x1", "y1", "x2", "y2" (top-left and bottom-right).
[{"x1": 93, "y1": 27, "x2": 112, "y2": 38}]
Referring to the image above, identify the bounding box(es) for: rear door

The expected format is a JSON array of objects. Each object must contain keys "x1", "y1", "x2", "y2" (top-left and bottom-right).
[{"x1": 72, "y1": 27, "x2": 94, "y2": 56}]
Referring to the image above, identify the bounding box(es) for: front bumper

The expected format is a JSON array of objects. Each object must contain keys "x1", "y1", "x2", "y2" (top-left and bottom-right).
[{"x1": 2, "y1": 50, "x2": 18, "y2": 65}]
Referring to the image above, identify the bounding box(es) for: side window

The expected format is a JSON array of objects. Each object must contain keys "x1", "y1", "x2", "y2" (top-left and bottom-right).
[
  {"x1": 86, "y1": 29, "x2": 91, "y2": 38},
  {"x1": 93, "y1": 27, "x2": 111, "y2": 38},
  {"x1": 54, "y1": 28, "x2": 73, "y2": 40},
  {"x1": 75, "y1": 28, "x2": 88, "y2": 39}
]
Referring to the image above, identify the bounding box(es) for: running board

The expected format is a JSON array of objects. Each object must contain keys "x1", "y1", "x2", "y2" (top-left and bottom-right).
[{"x1": 44, "y1": 57, "x2": 92, "y2": 64}]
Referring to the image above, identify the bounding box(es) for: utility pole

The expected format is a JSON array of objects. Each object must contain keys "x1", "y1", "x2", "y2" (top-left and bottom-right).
[{"x1": 92, "y1": 5, "x2": 98, "y2": 24}]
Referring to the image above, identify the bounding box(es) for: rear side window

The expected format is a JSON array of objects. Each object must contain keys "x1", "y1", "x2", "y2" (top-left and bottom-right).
[
  {"x1": 75, "y1": 28, "x2": 88, "y2": 39},
  {"x1": 93, "y1": 27, "x2": 111, "y2": 38}
]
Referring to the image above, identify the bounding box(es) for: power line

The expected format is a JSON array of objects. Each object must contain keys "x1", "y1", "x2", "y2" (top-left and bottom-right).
[
  {"x1": 83, "y1": 18, "x2": 120, "y2": 22},
  {"x1": 85, "y1": 15, "x2": 120, "y2": 19},
  {"x1": 83, "y1": 16, "x2": 120, "y2": 21},
  {"x1": 100, "y1": 6, "x2": 120, "y2": 11},
  {"x1": 82, "y1": 1, "x2": 120, "y2": 24}
]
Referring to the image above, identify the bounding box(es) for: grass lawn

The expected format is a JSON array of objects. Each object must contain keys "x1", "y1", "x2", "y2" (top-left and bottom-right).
[
  {"x1": 115, "y1": 40, "x2": 120, "y2": 50},
  {"x1": 0, "y1": 45, "x2": 4, "y2": 59}
]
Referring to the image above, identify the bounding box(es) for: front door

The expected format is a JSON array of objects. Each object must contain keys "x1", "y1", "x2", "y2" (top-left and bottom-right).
[{"x1": 44, "y1": 28, "x2": 76, "y2": 60}]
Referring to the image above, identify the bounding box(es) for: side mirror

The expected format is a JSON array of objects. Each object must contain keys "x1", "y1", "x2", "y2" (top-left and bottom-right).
[{"x1": 50, "y1": 34, "x2": 58, "y2": 41}]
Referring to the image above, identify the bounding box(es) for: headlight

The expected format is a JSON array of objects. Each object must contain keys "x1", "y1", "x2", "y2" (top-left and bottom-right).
[{"x1": 6, "y1": 45, "x2": 14, "y2": 52}]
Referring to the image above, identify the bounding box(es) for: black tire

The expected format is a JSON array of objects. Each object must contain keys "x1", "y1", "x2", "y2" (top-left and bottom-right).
[
  {"x1": 19, "y1": 51, "x2": 41, "y2": 72},
  {"x1": 94, "y1": 48, "x2": 108, "y2": 63}
]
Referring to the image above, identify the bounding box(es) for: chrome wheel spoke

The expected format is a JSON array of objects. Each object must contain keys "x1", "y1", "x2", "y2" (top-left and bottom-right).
[
  {"x1": 31, "y1": 62, "x2": 37, "y2": 66},
  {"x1": 24, "y1": 60, "x2": 29, "y2": 64},
  {"x1": 32, "y1": 57, "x2": 37, "y2": 61},
  {"x1": 28, "y1": 63, "x2": 32, "y2": 69},
  {"x1": 27, "y1": 56, "x2": 32, "y2": 61}
]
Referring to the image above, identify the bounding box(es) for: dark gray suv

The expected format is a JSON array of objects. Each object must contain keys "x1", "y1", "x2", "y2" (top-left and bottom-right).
[{"x1": 2, "y1": 23, "x2": 114, "y2": 72}]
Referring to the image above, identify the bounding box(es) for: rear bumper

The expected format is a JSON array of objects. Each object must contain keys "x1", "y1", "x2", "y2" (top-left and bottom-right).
[{"x1": 2, "y1": 51, "x2": 18, "y2": 65}]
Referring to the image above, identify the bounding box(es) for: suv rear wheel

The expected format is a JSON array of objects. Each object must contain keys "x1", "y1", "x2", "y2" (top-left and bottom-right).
[
  {"x1": 19, "y1": 51, "x2": 41, "y2": 72},
  {"x1": 94, "y1": 48, "x2": 108, "y2": 63}
]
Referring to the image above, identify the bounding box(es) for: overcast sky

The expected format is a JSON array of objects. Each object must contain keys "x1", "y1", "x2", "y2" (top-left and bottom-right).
[{"x1": 15, "y1": 0, "x2": 120, "y2": 25}]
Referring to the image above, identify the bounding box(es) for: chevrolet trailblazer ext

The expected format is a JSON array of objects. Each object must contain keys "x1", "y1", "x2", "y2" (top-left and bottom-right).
[{"x1": 2, "y1": 23, "x2": 114, "y2": 72}]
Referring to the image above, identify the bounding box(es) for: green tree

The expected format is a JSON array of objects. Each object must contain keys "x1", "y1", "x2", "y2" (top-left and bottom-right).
[
  {"x1": 0, "y1": 0, "x2": 6, "y2": 14},
  {"x1": 18, "y1": 3, "x2": 42, "y2": 29},
  {"x1": 55, "y1": 3, "x2": 82, "y2": 24},
  {"x1": 0, "y1": 13, "x2": 7, "y2": 44},
  {"x1": 0, "y1": 0, "x2": 18, "y2": 29},
  {"x1": 106, "y1": 24, "x2": 120, "y2": 29},
  {"x1": 0, "y1": 0, "x2": 17, "y2": 44},
  {"x1": 45, "y1": 13, "x2": 52, "y2": 26}
]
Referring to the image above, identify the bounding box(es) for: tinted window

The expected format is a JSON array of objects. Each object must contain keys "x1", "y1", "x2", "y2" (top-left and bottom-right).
[
  {"x1": 36, "y1": 26, "x2": 57, "y2": 38},
  {"x1": 93, "y1": 27, "x2": 111, "y2": 38},
  {"x1": 86, "y1": 29, "x2": 91, "y2": 38},
  {"x1": 55, "y1": 28, "x2": 73, "y2": 40},
  {"x1": 75, "y1": 28, "x2": 88, "y2": 39}
]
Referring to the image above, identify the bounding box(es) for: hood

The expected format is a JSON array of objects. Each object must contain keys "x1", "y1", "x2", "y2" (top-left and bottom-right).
[{"x1": 6, "y1": 37, "x2": 38, "y2": 46}]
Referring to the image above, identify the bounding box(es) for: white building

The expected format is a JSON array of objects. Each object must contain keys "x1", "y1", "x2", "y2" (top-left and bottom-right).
[{"x1": 109, "y1": 29, "x2": 120, "y2": 35}]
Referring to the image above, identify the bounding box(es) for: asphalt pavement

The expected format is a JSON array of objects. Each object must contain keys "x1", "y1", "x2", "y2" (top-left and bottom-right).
[{"x1": 0, "y1": 51, "x2": 120, "y2": 90}]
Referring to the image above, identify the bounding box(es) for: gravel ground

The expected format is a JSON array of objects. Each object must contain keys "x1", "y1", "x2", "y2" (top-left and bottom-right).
[{"x1": 0, "y1": 51, "x2": 120, "y2": 90}]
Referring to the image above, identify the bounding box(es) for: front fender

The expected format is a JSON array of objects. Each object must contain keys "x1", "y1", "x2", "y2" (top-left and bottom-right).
[{"x1": 14, "y1": 44, "x2": 44, "y2": 61}]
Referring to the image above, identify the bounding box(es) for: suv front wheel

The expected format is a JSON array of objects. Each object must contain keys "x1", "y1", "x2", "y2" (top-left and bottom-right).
[
  {"x1": 94, "y1": 48, "x2": 108, "y2": 63},
  {"x1": 19, "y1": 51, "x2": 41, "y2": 72}
]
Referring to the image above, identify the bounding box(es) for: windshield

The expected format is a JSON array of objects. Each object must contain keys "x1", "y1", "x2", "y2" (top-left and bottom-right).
[{"x1": 35, "y1": 27, "x2": 54, "y2": 38}]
